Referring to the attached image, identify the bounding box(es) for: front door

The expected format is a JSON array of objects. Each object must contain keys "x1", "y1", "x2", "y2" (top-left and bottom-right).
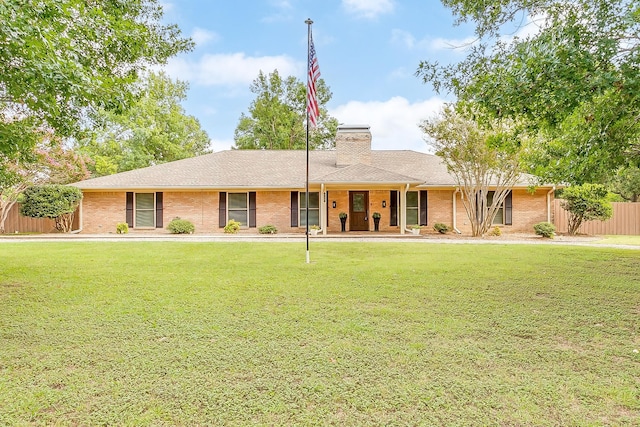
[{"x1": 349, "y1": 191, "x2": 369, "y2": 231}]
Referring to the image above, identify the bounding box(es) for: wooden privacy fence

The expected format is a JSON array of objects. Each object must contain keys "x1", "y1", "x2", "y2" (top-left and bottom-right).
[
  {"x1": 554, "y1": 200, "x2": 640, "y2": 235},
  {"x1": 2, "y1": 203, "x2": 79, "y2": 234}
]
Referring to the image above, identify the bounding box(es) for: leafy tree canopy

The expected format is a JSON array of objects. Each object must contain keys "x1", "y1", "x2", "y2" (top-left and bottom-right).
[
  {"x1": 0, "y1": 0, "x2": 192, "y2": 160},
  {"x1": 610, "y1": 167, "x2": 640, "y2": 202},
  {"x1": 76, "y1": 72, "x2": 211, "y2": 176},
  {"x1": 20, "y1": 184, "x2": 83, "y2": 232},
  {"x1": 0, "y1": 139, "x2": 90, "y2": 233},
  {"x1": 418, "y1": 0, "x2": 640, "y2": 184},
  {"x1": 233, "y1": 70, "x2": 338, "y2": 150}
]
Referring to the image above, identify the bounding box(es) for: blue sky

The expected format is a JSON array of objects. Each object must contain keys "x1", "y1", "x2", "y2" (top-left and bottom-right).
[{"x1": 160, "y1": 0, "x2": 481, "y2": 152}]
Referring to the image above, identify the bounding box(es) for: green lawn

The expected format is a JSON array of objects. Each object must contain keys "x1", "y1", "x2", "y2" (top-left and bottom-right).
[
  {"x1": 594, "y1": 235, "x2": 640, "y2": 246},
  {"x1": 0, "y1": 242, "x2": 638, "y2": 426}
]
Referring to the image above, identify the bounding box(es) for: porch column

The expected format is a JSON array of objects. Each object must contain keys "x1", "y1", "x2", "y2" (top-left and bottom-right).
[
  {"x1": 321, "y1": 183, "x2": 327, "y2": 235},
  {"x1": 400, "y1": 184, "x2": 407, "y2": 235}
]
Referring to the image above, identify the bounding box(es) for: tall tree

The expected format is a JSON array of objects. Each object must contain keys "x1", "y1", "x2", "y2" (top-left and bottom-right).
[
  {"x1": 420, "y1": 105, "x2": 524, "y2": 237},
  {"x1": 417, "y1": 0, "x2": 640, "y2": 184},
  {"x1": 0, "y1": 0, "x2": 192, "y2": 160},
  {"x1": 233, "y1": 70, "x2": 338, "y2": 150},
  {"x1": 76, "y1": 72, "x2": 210, "y2": 176}
]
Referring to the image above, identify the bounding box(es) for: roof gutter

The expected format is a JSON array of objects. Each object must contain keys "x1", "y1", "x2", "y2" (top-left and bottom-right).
[{"x1": 452, "y1": 188, "x2": 462, "y2": 234}]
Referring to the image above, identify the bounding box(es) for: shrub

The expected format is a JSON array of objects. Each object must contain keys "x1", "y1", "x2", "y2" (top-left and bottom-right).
[
  {"x1": 224, "y1": 219, "x2": 241, "y2": 234},
  {"x1": 116, "y1": 223, "x2": 129, "y2": 234},
  {"x1": 372, "y1": 212, "x2": 381, "y2": 219},
  {"x1": 560, "y1": 184, "x2": 612, "y2": 235},
  {"x1": 433, "y1": 223, "x2": 450, "y2": 234},
  {"x1": 534, "y1": 222, "x2": 556, "y2": 238},
  {"x1": 167, "y1": 217, "x2": 195, "y2": 234},
  {"x1": 258, "y1": 225, "x2": 278, "y2": 234},
  {"x1": 20, "y1": 185, "x2": 83, "y2": 233},
  {"x1": 488, "y1": 226, "x2": 502, "y2": 236}
]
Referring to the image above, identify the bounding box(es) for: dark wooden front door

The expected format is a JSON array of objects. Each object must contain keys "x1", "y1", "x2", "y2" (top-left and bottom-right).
[{"x1": 349, "y1": 191, "x2": 369, "y2": 231}]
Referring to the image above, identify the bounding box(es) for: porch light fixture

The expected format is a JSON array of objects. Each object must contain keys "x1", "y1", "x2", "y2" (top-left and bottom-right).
[
  {"x1": 382, "y1": 200, "x2": 386, "y2": 208},
  {"x1": 332, "y1": 201, "x2": 336, "y2": 208}
]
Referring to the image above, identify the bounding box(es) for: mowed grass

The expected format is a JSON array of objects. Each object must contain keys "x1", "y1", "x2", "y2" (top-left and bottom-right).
[
  {"x1": 595, "y1": 235, "x2": 640, "y2": 246},
  {"x1": 0, "y1": 242, "x2": 638, "y2": 426}
]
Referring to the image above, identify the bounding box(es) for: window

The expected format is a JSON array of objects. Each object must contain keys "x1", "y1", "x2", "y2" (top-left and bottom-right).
[
  {"x1": 135, "y1": 193, "x2": 155, "y2": 228},
  {"x1": 228, "y1": 193, "x2": 248, "y2": 226},
  {"x1": 486, "y1": 192, "x2": 504, "y2": 225},
  {"x1": 299, "y1": 192, "x2": 319, "y2": 227},
  {"x1": 127, "y1": 192, "x2": 162, "y2": 229},
  {"x1": 406, "y1": 191, "x2": 419, "y2": 226},
  {"x1": 390, "y1": 190, "x2": 398, "y2": 226}
]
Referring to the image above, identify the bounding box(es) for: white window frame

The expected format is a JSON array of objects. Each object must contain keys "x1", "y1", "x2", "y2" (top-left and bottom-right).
[
  {"x1": 405, "y1": 191, "x2": 419, "y2": 226},
  {"x1": 134, "y1": 192, "x2": 156, "y2": 229},
  {"x1": 487, "y1": 191, "x2": 505, "y2": 225},
  {"x1": 228, "y1": 192, "x2": 249, "y2": 227},
  {"x1": 299, "y1": 192, "x2": 320, "y2": 228}
]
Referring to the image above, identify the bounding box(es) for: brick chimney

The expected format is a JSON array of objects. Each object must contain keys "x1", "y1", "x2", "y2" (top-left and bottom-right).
[{"x1": 335, "y1": 125, "x2": 371, "y2": 167}]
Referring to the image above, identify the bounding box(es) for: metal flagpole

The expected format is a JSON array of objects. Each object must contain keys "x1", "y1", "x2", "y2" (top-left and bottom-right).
[{"x1": 305, "y1": 18, "x2": 312, "y2": 264}]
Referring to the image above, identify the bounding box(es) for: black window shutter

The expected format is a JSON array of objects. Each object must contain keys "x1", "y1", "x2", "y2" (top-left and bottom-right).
[
  {"x1": 249, "y1": 192, "x2": 256, "y2": 228},
  {"x1": 504, "y1": 190, "x2": 513, "y2": 225},
  {"x1": 126, "y1": 192, "x2": 134, "y2": 227},
  {"x1": 290, "y1": 191, "x2": 298, "y2": 227},
  {"x1": 419, "y1": 190, "x2": 428, "y2": 226},
  {"x1": 155, "y1": 192, "x2": 163, "y2": 228},
  {"x1": 390, "y1": 191, "x2": 398, "y2": 226},
  {"x1": 219, "y1": 192, "x2": 227, "y2": 228}
]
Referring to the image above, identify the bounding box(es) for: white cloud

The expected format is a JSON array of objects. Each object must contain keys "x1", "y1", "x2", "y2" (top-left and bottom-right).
[
  {"x1": 342, "y1": 0, "x2": 395, "y2": 19},
  {"x1": 391, "y1": 29, "x2": 417, "y2": 49},
  {"x1": 159, "y1": 2, "x2": 174, "y2": 13},
  {"x1": 209, "y1": 137, "x2": 235, "y2": 152},
  {"x1": 164, "y1": 53, "x2": 303, "y2": 87},
  {"x1": 508, "y1": 12, "x2": 547, "y2": 41},
  {"x1": 262, "y1": 0, "x2": 294, "y2": 23},
  {"x1": 391, "y1": 29, "x2": 477, "y2": 52},
  {"x1": 191, "y1": 28, "x2": 219, "y2": 48},
  {"x1": 429, "y1": 36, "x2": 478, "y2": 51},
  {"x1": 330, "y1": 96, "x2": 446, "y2": 152}
]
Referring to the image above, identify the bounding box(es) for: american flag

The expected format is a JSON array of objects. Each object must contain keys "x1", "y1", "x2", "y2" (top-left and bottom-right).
[{"x1": 307, "y1": 31, "x2": 320, "y2": 128}]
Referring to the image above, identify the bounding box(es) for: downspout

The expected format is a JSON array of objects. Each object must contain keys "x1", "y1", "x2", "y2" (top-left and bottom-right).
[
  {"x1": 452, "y1": 188, "x2": 462, "y2": 234},
  {"x1": 70, "y1": 197, "x2": 83, "y2": 234},
  {"x1": 547, "y1": 185, "x2": 556, "y2": 224}
]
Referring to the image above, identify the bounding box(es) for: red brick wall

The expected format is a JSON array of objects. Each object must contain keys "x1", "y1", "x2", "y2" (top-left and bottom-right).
[
  {"x1": 452, "y1": 188, "x2": 550, "y2": 234},
  {"x1": 80, "y1": 188, "x2": 551, "y2": 235},
  {"x1": 81, "y1": 192, "x2": 126, "y2": 233}
]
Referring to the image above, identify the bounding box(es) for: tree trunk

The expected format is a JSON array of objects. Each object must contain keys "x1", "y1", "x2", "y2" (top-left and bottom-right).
[
  {"x1": 567, "y1": 214, "x2": 583, "y2": 235},
  {"x1": 0, "y1": 199, "x2": 18, "y2": 234},
  {"x1": 55, "y1": 212, "x2": 75, "y2": 233}
]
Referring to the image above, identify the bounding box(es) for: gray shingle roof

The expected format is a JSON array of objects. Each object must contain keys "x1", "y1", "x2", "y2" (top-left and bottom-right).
[{"x1": 71, "y1": 149, "x2": 541, "y2": 190}]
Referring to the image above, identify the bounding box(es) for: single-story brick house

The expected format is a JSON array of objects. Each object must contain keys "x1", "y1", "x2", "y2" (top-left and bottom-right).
[{"x1": 71, "y1": 125, "x2": 555, "y2": 235}]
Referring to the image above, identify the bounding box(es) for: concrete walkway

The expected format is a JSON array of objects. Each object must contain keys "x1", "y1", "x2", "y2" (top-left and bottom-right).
[{"x1": 1, "y1": 232, "x2": 639, "y2": 249}]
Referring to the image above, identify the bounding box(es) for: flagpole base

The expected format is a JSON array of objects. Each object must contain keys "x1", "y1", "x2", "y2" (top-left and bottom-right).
[{"x1": 306, "y1": 250, "x2": 310, "y2": 264}]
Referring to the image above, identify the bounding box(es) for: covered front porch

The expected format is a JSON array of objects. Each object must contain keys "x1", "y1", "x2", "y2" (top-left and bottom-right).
[{"x1": 307, "y1": 184, "x2": 429, "y2": 235}]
